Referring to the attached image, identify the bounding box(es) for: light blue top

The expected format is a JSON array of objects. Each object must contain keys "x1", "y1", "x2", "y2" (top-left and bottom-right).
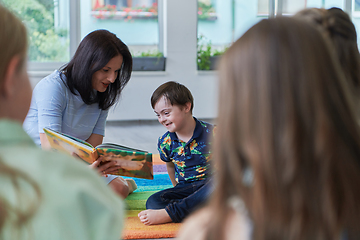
[
  {"x1": 0, "y1": 120, "x2": 124, "y2": 240},
  {"x1": 23, "y1": 70, "x2": 108, "y2": 146}
]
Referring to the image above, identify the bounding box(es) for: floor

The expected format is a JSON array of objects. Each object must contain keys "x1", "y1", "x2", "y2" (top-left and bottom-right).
[
  {"x1": 104, "y1": 118, "x2": 214, "y2": 154},
  {"x1": 104, "y1": 120, "x2": 164, "y2": 154},
  {"x1": 104, "y1": 119, "x2": 213, "y2": 240},
  {"x1": 105, "y1": 120, "x2": 175, "y2": 240}
]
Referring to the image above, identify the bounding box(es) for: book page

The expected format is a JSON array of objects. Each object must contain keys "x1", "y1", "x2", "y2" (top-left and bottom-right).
[
  {"x1": 43, "y1": 128, "x2": 96, "y2": 164},
  {"x1": 97, "y1": 148, "x2": 153, "y2": 180}
]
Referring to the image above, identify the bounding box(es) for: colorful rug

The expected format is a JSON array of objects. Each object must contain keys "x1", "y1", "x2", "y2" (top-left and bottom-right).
[{"x1": 122, "y1": 155, "x2": 181, "y2": 239}]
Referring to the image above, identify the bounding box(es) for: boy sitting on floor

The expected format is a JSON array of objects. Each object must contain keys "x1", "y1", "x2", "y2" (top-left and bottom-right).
[{"x1": 138, "y1": 81, "x2": 215, "y2": 225}]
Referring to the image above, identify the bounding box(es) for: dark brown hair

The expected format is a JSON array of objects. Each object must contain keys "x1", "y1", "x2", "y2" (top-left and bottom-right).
[
  {"x1": 151, "y1": 81, "x2": 194, "y2": 112},
  {"x1": 207, "y1": 17, "x2": 360, "y2": 240},
  {"x1": 61, "y1": 29, "x2": 132, "y2": 110},
  {"x1": 295, "y1": 7, "x2": 360, "y2": 106}
]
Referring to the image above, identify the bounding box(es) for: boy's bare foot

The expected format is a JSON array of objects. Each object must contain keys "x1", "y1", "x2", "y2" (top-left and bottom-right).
[
  {"x1": 126, "y1": 178, "x2": 137, "y2": 194},
  {"x1": 138, "y1": 209, "x2": 172, "y2": 225}
]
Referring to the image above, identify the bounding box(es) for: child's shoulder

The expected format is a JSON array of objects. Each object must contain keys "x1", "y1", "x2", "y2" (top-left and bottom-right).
[
  {"x1": 159, "y1": 130, "x2": 171, "y2": 138},
  {"x1": 157, "y1": 131, "x2": 173, "y2": 157},
  {"x1": 158, "y1": 131, "x2": 172, "y2": 144},
  {"x1": 196, "y1": 119, "x2": 215, "y2": 131},
  {"x1": 194, "y1": 119, "x2": 216, "y2": 139}
]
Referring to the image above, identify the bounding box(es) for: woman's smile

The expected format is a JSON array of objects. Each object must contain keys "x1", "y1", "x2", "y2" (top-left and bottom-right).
[
  {"x1": 102, "y1": 82, "x2": 110, "y2": 89},
  {"x1": 92, "y1": 55, "x2": 123, "y2": 92}
]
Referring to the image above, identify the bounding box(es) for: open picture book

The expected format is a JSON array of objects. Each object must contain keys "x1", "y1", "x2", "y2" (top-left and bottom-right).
[{"x1": 43, "y1": 128, "x2": 153, "y2": 179}]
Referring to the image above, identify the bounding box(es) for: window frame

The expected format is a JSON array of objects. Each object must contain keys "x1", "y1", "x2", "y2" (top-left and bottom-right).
[
  {"x1": 352, "y1": 0, "x2": 360, "y2": 17},
  {"x1": 258, "y1": 0, "x2": 308, "y2": 17},
  {"x1": 28, "y1": 0, "x2": 165, "y2": 72}
]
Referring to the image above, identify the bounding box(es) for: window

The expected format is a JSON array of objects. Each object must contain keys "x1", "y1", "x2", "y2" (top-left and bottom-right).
[
  {"x1": 258, "y1": 0, "x2": 307, "y2": 15},
  {"x1": 356, "y1": 0, "x2": 360, "y2": 11},
  {"x1": 4, "y1": 0, "x2": 163, "y2": 70},
  {"x1": 3, "y1": 0, "x2": 70, "y2": 62},
  {"x1": 102, "y1": 0, "x2": 156, "y2": 10},
  {"x1": 197, "y1": 0, "x2": 263, "y2": 70},
  {"x1": 86, "y1": 0, "x2": 161, "y2": 57},
  {"x1": 353, "y1": 0, "x2": 360, "y2": 12},
  {"x1": 91, "y1": 0, "x2": 158, "y2": 20},
  {"x1": 198, "y1": 0, "x2": 217, "y2": 20}
]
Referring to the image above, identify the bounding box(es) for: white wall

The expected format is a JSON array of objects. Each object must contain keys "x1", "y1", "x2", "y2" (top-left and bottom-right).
[{"x1": 28, "y1": 0, "x2": 219, "y2": 121}]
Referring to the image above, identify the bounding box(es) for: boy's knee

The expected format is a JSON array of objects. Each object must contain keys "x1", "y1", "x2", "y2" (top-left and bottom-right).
[
  {"x1": 146, "y1": 194, "x2": 156, "y2": 209},
  {"x1": 146, "y1": 193, "x2": 165, "y2": 209}
]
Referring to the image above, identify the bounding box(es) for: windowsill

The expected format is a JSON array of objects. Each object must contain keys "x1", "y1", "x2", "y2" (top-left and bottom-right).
[
  {"x1": 28, "y1": 70, "x2": 55, "y2": 78},
  {"x1": 256, "y1": 13, "x2": 294, "y2": 17},
  {"x1": 91, "y1": 10, "x2": 158, "y2": 20},
  {"x1": 28, "y1": 62, "x2": 65, "y2": 73},
  {"x1": 28, "y1": 57, "x2": 166, "y2": 74},
  {"x1": 90, "y1": 10, "x2": 218, "y2": 21},
  {"x1": 132, "y1": 71, "x2": 168, "y2": 76},
  {"x1": 198, "y1": 12, "x2": 217, "y2": 21},
  {"x1": 352, "y1": 11, "x2": 360, "y2": 18},
  {"x1": 133, "y1": 57, "x2": 166, "y2": 71},
  {"x1": 197, "y1": 56, "x2": 220, "y2": 71},
  {"x1": 28, "y1": 70, "x2": 168, "y2": 79},
  {"x1": 196, "y1": 70, "x2": 217, "y2": 75}
]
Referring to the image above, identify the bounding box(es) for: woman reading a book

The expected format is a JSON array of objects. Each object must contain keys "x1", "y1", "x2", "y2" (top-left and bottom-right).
[
  {"x1": 0, "y1": 4, "x2": 125, "y2": 239},
  {"x1": 23, "y1": 29, "x2": 136, "y2": 199}
]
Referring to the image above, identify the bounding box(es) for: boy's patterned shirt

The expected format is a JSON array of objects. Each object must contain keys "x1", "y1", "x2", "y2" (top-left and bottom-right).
[{"x1": 158, "y1": 117, "x2": 215, "y2": 183}]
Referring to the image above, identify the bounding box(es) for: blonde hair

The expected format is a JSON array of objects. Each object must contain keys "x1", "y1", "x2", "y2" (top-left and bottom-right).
[
  {"x1": 208, "y1": 17, "x2": 360, "y2": 240},
  {"x1": 0, "y1": 4, "x2": 41, "y2": 237},
  {"x1": 0, "y1": 160, "x2": 41, "y2": 237},
  {"x1": 0, "y1": 4, "x2": 28, "y2": 82}
]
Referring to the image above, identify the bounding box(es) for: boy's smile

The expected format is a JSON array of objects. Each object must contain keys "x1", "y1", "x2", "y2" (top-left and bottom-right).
[{"x1": 154, "y1": 96, "x2": 188, "y2": 133}]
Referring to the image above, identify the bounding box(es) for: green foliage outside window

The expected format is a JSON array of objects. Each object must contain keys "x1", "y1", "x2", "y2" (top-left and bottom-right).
[
  {"x1": 197, "y1": 35, "x2": 227, "y2": 70},
  {"x1": 197, "y1": 36, "x2": 212, "y2": 70},
  {"x1": 1, "y1": 0, "x2": 69, "y2": 62}
]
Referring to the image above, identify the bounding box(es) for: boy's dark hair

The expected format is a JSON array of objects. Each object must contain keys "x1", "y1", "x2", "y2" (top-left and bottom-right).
[
  {"x1": 61, "y1": 29, "x2": 132, "y2": 110},
  {"x1": 151, "y1": 81, "x2": 194, "y2": 112}
]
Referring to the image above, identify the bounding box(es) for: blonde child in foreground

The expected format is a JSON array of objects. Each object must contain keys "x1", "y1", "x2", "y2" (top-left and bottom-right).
[
  {"x1": 0, "y1": 4, "x2": 124, "y2": 239},
  {"x1": 138, "y1": 81, "x2": 215, "y2": 225},
  {"x1": 178, "y1": 17, "x2": 360, "y2": 240}
]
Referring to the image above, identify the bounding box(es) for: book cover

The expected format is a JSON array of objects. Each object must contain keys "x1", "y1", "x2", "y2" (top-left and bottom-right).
[{"x1": 43, "y1": 128, "x2": 153, "y2": 180}]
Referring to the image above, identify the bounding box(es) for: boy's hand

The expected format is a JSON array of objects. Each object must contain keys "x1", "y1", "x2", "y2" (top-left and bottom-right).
[{"x1": 166, "y1": 162, "x2": 177, "y2": 186}]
